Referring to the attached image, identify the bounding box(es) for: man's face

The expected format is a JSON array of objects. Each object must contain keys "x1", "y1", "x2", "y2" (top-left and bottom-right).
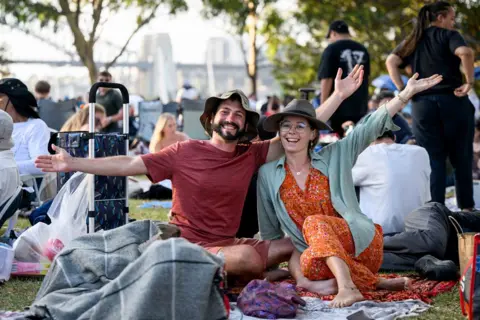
[
  {"x1": 327, "y1": 31, "x2": 338, "y2": 43},
  {"x1": 211, "y1": 99, "x2": 247, "y2": 142},
  {"x1": 98, "y1": 75, "x2": 112, "y2": 95}
]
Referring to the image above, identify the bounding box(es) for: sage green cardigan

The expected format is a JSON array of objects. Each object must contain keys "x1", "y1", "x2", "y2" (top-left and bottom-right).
[{"x1": 257, "y1": 106, "x2": 399, "y2": 257}]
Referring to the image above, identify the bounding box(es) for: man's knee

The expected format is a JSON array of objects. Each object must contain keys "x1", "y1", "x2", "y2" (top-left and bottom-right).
[{"x1": 223, "y1": 245, "x2": 264, "y2": 275}]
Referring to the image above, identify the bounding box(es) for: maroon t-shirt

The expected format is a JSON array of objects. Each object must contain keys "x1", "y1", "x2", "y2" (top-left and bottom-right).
[{"x1": 141, "y1": 139, "x2": 270, "y2": 244}]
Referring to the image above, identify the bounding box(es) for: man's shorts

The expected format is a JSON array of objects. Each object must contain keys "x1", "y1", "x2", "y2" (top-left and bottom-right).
[{"x1": 203, "y1": 238, "x2": 271, "y2": 270}]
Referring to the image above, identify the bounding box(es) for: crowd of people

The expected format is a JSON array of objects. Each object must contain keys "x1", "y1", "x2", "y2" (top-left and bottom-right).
[{"x1": 0, "y1": 0, "x2": 478, "y2": 310}]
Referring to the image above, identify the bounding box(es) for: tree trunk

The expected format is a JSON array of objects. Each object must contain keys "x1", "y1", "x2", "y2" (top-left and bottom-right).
[
  {"x1": 76, "y1": 43, "x2": 97, "y2": 84},
  {"x1": 247, "y1": 1, "x2": 257, "y2": 96},
  {"x1": 84, "y1": 49, "x2": 98, "y2": 85},
  {"x1": 58, "y1": 0, "x2": 98, "y2": 84}
]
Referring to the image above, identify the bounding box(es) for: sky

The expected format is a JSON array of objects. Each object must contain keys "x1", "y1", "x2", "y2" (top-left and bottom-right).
[{"x1": 1, "y1": 0, "x2": 297, "y2": 80}]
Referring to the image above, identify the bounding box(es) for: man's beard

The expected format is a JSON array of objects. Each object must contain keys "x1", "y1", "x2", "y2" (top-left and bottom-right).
[{"x1": 212, "y1": 121, "x2": 245, "y2": 141}]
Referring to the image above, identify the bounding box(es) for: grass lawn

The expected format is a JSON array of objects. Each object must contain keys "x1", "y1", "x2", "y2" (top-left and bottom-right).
[{"x1": 0, "y1": 199, "x2": 465, "y2": 319}]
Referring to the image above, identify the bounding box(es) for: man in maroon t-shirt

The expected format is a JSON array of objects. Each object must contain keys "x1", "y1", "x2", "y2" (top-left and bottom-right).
[{"x1": 35, "y1": 65, "x2": 365, "y2": 281}]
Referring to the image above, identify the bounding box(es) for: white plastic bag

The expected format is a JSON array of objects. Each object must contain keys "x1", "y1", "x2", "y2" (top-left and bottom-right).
[{"x1": 13, "y1": 172, "x2": 89, "y2": 262}]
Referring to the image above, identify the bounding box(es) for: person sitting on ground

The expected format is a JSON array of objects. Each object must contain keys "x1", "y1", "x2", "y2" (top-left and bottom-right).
[
  {"x1": 60, "y1": 104, "x2": 107, "y2": 132},
  {"x1": 0, "y1": 78, "x2": 50, "y2": 176},
  {"x1": 35, "y1": 80, "x2": 58, "y2": 128},
  {"x1": 0, "y1": 109, "x2": 22, "y2": 229},
  {"x1": 352, "y1": 130, "x2": 431, "y2": 234},
  {"x1": 176, "y1": 80, "x2": 199, "y2": 103},
  {"x1": 149, "y1": 113, "x2": 189, "y2": 153},
  {"x1": 35, "y1": 65, "x2": 367, "y2": 283},
  {"x1": 257, "y1": 71, "x2": 442, "y2": 307}
]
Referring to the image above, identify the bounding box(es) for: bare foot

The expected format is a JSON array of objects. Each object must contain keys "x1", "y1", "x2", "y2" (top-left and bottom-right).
[
  {"x1": 330, "y1": 286, "x2": 365, "y2": 308},
  {"x1": 297, "y1": 278, "x2": 338, "y2": 296},
  {"x1": 264, "y1": 268, "x2": 291, "y2": 282},
  {"x1": 376, "y1": 277, "x2": 411, "y2": 291}
]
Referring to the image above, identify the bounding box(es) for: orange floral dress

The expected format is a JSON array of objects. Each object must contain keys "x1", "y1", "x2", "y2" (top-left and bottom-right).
[{"x1": 280, "y1": 164, "x2": 383, "y2": 291}]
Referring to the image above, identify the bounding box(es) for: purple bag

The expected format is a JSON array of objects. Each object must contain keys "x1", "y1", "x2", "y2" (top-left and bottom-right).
[{"x1": 237, "y1": 279, "x2": 307, "y2": 319}]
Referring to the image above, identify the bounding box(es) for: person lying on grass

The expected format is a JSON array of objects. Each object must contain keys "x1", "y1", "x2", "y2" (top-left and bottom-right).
[
  {"x1": 257, "y1": 72, "x2": 442, "y2": 308},
  {"x1": 34, "y1": 65, "x2": 365, "y2": 284}
]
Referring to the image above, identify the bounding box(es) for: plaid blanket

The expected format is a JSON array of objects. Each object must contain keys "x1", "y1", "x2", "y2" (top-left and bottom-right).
[{"x1": 26, "y1": 220, "x2": 228, "y2": 320}]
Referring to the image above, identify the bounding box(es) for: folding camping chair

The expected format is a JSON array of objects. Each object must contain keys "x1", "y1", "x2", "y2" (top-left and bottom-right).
[
  {"x1": 182, "y1": 99, "x2": 208, "y2": 140},
  {"x1": 137, "y1": 100, "x2": 163, "y2": 143},
  {"x1": 20, "y1": 174, "x2": 44, "y2": 208},
  {"x1": 0, "y1": 186, "x2": 22, "y2": 237},
  {"x1": 38, "y1": 99, "x2": 77, "y2": 131}
]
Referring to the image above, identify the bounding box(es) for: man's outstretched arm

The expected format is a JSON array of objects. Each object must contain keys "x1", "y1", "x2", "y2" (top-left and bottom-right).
[{"x1": 35, "y1": 144, "x2": 148, "y2": 176}]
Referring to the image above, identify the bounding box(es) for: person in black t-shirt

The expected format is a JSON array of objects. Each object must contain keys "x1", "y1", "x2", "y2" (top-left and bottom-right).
[
  {"x1": 317, "y1": 20, "x2": 371, "y2": 137},
  {"x1": 386, "y1": 1, "x2": 476, "y2": 210}
]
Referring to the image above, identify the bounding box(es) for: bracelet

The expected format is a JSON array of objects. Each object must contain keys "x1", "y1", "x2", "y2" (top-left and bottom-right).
[{"x1": 397, "y1": 93, "x2": 409, "y2": 104}]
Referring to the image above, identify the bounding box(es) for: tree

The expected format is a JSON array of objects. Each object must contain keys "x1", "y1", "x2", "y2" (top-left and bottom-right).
[
  {"x1": 0, "y1": 0, "x2": 188, "y2": 84},
  {"x1": 264, "y1": 0, "x2": 480, "y2": 96},
  {"x1": 0, "y1": 44, "x2": 10, "y2": 77},
  {"x1": 202, "y1": 0, "x2": 282, "y2": 96}
]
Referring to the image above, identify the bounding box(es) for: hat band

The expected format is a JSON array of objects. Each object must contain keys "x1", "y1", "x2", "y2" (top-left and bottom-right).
[{"x1": 282, "y1": 110, "x2": 315, "y2": 119}]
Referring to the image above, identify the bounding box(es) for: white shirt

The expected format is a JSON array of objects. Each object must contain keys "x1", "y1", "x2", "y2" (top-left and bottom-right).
[
  {"x1": 352, "y1": 143, "x2": 431, "y2": 234},
  {"x1": 176, "y1": 87, "x2": 199, "y2": 101},
  {"x1": 0, "y1": 150, "x2": 21, "y2": 207},
  {"x1": 11, "y1": 118, "x2": 50, "y2": 175}
]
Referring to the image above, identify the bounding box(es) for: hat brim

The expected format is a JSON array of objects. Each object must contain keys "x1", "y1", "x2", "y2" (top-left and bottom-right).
[
  {"x1": 263, "y1": 111, "x2": 332, "y2": 133},
  {"x1": 199, "y1": 95, "x2": 259, "y2": 142}
]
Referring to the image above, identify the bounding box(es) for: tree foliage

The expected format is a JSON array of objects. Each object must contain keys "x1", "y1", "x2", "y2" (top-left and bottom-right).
[
  {"x1": 265, "y1": 0, "x2": 480, "y2": 96},
  {"x1": 0, "y1": 44, "x2": 10, "y2": 77},
  {"x1": 0, "y1": 0, "x2": 188, "y2": 83},
  {"x1": 202, "y1": 0, "x2": 282, "y2": 95}
]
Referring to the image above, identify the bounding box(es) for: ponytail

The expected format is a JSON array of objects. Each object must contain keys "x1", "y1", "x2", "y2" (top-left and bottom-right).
[{"x1": 396, "y1": 1, "x2": 452, "y2": 58}]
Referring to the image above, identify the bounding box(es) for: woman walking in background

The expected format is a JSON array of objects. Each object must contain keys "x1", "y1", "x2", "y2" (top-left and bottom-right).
[
  {"x1": 149, "y1": 113, "x2": 189, "y2": 153},
  {"x1": 386, "y1": 1, "x2": 476, "y2": 210}
]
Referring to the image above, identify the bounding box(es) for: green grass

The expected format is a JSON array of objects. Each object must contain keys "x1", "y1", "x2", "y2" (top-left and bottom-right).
[
  {"x1": 0, "y1": 200, "x2": 466, "y2": 318},
  {"x1": 0, "y1": 199, "x2": 170, "y2": 311}
]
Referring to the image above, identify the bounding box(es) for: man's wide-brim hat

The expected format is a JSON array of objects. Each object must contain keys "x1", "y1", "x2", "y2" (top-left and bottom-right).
[
  {"x1": 200, "y1": 89, "x2": 259, "y2": 142},
  {"x1": 263, "y1": 99, "x2": 332, "y2": 132}
]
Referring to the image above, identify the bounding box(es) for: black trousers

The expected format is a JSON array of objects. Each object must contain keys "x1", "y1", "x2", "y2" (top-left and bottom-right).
[{"x1": 411, "y1": 93, "x2": 474, "y2": 209}]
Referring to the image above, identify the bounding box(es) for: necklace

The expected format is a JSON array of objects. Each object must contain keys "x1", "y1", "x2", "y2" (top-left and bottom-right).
[{"x1": 287, "y1": 162, "x2": 310, "y2": 176}]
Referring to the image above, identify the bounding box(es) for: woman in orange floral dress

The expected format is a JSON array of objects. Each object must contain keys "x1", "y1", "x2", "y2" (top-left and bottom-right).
[{"x1": 257, "y1": 70, "x2": 443, "y2": 307}]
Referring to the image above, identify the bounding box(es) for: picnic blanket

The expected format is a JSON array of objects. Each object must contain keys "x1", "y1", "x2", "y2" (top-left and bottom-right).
[
  {"x1": 23, "y1": 220, "x2": 228, "y2": 320},
  {"x1": 227, "y1": 275, "x2": 457, "y2": 304},
  {"x1": 229, "y1": 298, "x2": 430, "y2": 320}
]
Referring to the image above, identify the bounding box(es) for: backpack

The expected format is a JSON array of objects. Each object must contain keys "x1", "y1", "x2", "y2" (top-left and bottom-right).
[{"x1": 459, "y1": 233, "x2": 480, "y2": 319}]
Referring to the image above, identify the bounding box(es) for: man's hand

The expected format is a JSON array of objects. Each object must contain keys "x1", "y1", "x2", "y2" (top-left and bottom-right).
[
  {"x1": 101, "y1": 116, "x2": 112, "y2": 128},
  {"x1": 454, "y1": 83, "x2": 472, "y2": 97},
  {"x1": 332, "y1": 64, "x2": 364, "y2": 101},
  {"x1": 402, "y1": 73, "x2": 443, "y2": 99},
  {"x1": 35, "y1": 145, "x2": 73, "y2": 173}
]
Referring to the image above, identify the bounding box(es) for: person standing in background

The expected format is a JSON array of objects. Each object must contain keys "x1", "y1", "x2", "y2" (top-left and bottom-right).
[
  {"x1": 96, "y1": 71, "x2": 123, "y2": 133},
  {"x1": 317, "y1": 20, "x2": 371, "y2": 137},
  {"x1": 386, "y1": 1, "x2": 475, "y2": 210}
]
